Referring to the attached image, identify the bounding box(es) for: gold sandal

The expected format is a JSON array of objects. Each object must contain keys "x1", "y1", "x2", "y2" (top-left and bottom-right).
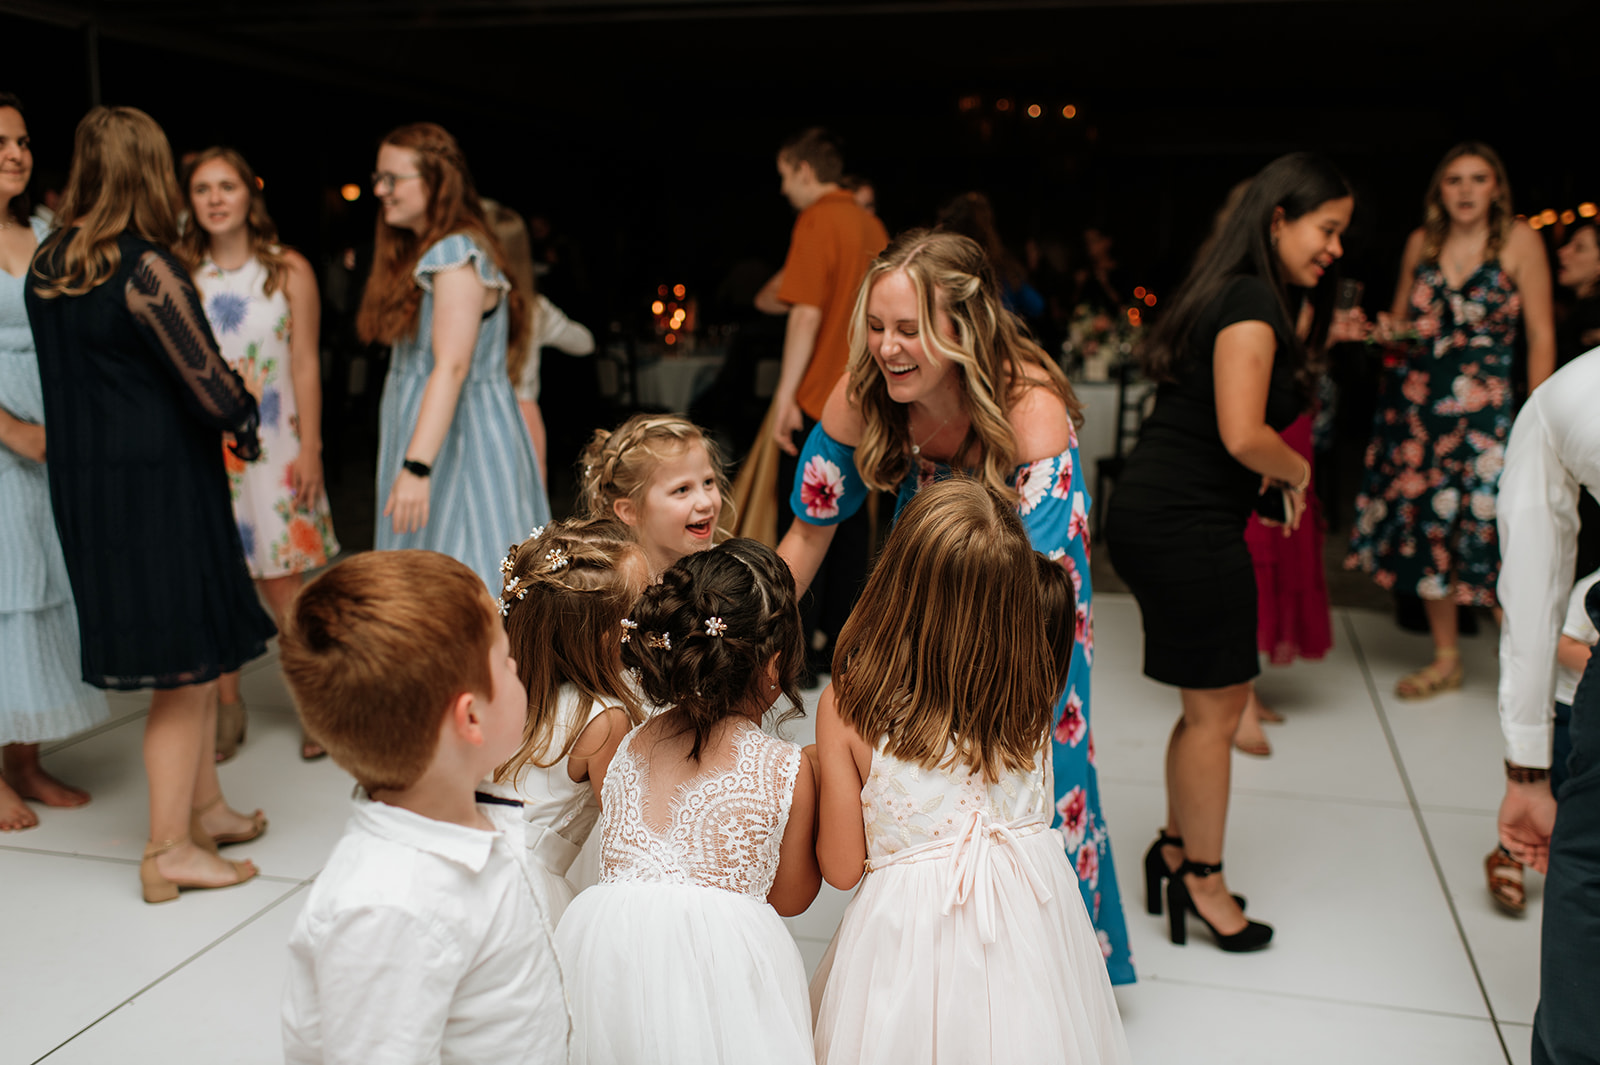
[
  {"x1": 1485, "y1": 845, "x2": 1525, "y2": 915},
  {"x1": 140, "y1": 836, "x2": 257, "y2": 904},
  {"x1": 1395, "y1": 649, "x2": 1463, "y2": 700}
]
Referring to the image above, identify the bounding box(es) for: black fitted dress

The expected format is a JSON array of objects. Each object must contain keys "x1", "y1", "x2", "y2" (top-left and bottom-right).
[
  {"x1": 1106, "y1": 275, "x2": 1306, "y2": 689},
  {"x1": 26, "y1": 233, "x2": 276, "y2": 690}
]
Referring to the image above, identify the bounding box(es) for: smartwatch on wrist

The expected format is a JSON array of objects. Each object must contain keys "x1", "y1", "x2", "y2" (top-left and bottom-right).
[{"x1": 402, "y1": 458, "x2": 432, "y2": 478}]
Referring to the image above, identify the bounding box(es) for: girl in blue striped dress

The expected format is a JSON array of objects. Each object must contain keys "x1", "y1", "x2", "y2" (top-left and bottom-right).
[{"x1": 359, "y1": 122, "x2": 549, "y2": 591}]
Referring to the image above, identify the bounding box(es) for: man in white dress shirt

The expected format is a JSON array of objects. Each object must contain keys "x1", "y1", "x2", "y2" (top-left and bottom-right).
[{"x1": 1495, "y1": 346, "x2": 1600, "y2": 1065}]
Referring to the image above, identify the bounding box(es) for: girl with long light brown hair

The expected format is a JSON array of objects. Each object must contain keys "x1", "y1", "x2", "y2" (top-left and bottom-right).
[
  {"x1": 811, "y1": 478, "x2": 1129, "y2": 1062},
  {"x1": 358, "y1": 122, "x2": 547, "y2": 591},
  {"x1": 176, "y1": 146, "x2": 340, "y2": 763},
  {"x1": 775, "y1": 228, "x2": 1133, "y2": 984},
  {"x1": 25, "y1": 106, "x2": 272, "y2": 901}
]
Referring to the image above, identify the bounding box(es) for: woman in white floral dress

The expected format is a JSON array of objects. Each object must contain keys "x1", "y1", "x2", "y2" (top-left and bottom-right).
[{"x1": 179, "y1": 148, "x2": 339, "y2": 761}]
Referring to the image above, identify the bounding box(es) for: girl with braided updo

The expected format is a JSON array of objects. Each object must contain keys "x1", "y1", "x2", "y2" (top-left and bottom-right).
[
  {"x1": 359, "y1": 122, "x2": 549, "y2": 592},
  {"x1": 576, "y1": 413, "x2": 730, "y2": 577},
  {"x1": 555, "y1": 538, "x2": 820, "y2": 1065},
  {"x1": 488, "y1": 517, "x2": 651, "y2": 921}
]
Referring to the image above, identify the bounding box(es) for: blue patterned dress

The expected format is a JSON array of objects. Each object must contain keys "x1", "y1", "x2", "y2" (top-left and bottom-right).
[
  {"x1": 0, "y1": 218, "x2": 107, "y2": 739},
  {"x1": 792, "y1": 420, "x2": 1135, "y2": 985},
  {"x1": 375, "y1": 234, "x2": 550, "y2": 591}
]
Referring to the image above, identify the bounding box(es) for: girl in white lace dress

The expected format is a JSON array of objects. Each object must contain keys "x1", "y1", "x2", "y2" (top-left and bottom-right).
[
  {"x1": 487, "y1": 517, "x2": 650, "y2": 921},
  {"x1": 556, "y1": 538, "x2": 820, "y2": 1065},
  {"x1": 812, "y1": 479, "x2": 1129, "y2": 1064}
]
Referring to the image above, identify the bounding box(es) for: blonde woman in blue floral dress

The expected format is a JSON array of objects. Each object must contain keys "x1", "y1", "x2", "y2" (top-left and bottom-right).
[
  {"x1": 779, "y1": 229, "x2": 1134, "y2": 985},
  {"x1": 180, "y1": 148, "x2": 339, "y2": 762}
]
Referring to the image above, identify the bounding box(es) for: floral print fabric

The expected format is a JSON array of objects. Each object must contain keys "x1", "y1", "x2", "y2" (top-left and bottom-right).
[
  {"x1": 791, "y1": 422, "x2": 1135, "y2": 984},
  {"x1": 196, "y1": 256, "x2": 339, "y2": 579},
  {"x1": 1346, "y1": 261, "x2": 1519, "y2": 605}
]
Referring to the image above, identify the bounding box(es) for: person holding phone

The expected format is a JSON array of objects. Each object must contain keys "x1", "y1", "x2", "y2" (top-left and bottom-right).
[{"x1": 1106, "y1": 153, "x2": 1354, "y2": 951}]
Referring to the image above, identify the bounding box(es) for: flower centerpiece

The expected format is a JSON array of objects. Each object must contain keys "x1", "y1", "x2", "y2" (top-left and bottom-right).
[{"x1": 1060, "y1": 302, "x2": 1144, "y2": 381}]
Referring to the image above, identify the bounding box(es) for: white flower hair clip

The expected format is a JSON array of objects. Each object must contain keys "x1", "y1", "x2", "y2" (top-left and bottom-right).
[
  {"x1": 645, "y1": 631, "x2": 673, "y2": 651},
  {"x1": 621, "y1": 618, "x2": 638, "y2": 643},
  {"x1": 705, "y1": 617, "x2": 728, "y2": 637},
  {"x1": 499, "y1": 550, "x2": 517, "y2": 576},
  {"x1": 545, "y1": 546, "x2": 570, "y2": 571},
  {"x1": 529, "y1": 524, "x2": 545, "y2": 539},
  {"x1": 499, "y1": 575, "x2": 530, "y2": 617}
]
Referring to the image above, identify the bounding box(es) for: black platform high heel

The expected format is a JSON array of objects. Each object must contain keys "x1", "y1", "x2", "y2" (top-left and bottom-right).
[
  {"x1": 1166, "y1": 860, "x2": 1273, "y2": 952},
  {"x1": 1143, "y1": 832, "x2": 1247, "y2": 916}
]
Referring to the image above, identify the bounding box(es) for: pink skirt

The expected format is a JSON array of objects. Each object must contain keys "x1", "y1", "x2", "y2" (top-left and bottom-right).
[{"x1": 1245, "y1": 414, "x2": 1332, "y2": 665}]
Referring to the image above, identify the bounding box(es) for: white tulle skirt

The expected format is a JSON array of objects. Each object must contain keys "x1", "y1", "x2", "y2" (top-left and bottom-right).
[
  {"x1": 557, "y1": 881, "x2": 813, "y2": 1064},
  {"x1": 811, "y1": 826, "x2": 1130, "y2": 1064}
]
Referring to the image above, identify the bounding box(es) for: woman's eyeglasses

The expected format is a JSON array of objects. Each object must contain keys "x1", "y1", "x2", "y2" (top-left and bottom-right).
[{"x1": 370, "y1": 171, "x2": 421, "y2": 193}]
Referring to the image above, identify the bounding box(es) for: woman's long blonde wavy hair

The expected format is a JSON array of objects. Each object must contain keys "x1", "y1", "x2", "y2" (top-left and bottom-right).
[
  {"x1": 1421, "y1": 142, "x2": 1516, "y2": 263},
  {"x1": 833, "y1": 478, "x2": 1057, "y2": 780},
  {"x1": 32, "y1": 106, "x2": 182, "y2": 299},
  {"x1": 173, "y1": 147, "x2": 291, "y2": 296},
  {"x1": 847, "y1": 229, "x2": 1082, "y2": 503},
  {"x1": 356, "y1": 122, "x2": 528, "y2": 356}
]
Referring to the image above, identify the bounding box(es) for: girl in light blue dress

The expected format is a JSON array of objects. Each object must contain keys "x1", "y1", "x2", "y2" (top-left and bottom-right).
[
  {"x1": 0, "y1": 97, "x2": 108, "y2": 831},
  {"x1": 358, "y1": 122, "x2": 548, "y2": 590}
]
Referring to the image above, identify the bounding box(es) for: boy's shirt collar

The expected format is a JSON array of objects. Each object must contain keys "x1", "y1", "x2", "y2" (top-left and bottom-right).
[{"x1": 349, "y1": 786, "x2": 520, "y2": 873}]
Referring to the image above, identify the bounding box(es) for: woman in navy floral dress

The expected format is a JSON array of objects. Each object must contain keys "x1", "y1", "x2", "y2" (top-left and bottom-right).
[
  {"x1": 778, "y1": 229, "x2": 1133, "y2": 984},
  {"x1": 1347, "y1": 142, "x2": 1554, "y2": 699}
]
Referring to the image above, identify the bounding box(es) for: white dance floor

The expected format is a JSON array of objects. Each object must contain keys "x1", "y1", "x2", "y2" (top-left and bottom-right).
[{"x1": 4, "y1": 594, "x2": 1538, "y2": 1064}]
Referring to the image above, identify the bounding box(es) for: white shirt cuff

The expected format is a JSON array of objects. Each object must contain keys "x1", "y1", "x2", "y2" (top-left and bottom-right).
[{"x1": 1503, "y1": 722, "x2": 1554, "y2": 769}]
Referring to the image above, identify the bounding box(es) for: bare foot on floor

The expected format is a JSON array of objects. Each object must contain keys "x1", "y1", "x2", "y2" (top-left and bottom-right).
[
  {"x1": 2, "y1": 745, "x2": 90, "y2": 808},
  {"x1": 197, "y1": 799, "x2": 265, "y2": 841},
  {"x1": 153, "y1": 840, "x2": 257, "y2": 887},
  {"x1": 7, "y1": 763, "x2": 90, "y2": 808},
  {"x1": 0, "y1": 777, "x2": 39, "y2": 830},
  {"x1": 1234, "y1": 690, "x2": 1272, "y2": 757}
]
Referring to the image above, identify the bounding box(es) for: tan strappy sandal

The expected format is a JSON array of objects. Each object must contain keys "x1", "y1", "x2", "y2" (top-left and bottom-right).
[
  {"x1": 1395, "y1": 648, "x2": 1463, "y2": 700},
  {"x1": 140, "y1": 836, "x2": 257, "y2": 904}
]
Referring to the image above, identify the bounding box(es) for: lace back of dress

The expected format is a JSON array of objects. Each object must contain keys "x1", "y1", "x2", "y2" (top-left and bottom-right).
[
  {"x1": 861, "y1": 743, "x2": 1052, "y2": 858},
  {"x1": 599, "y1": 722, "x2": 801, "y2": 900}
]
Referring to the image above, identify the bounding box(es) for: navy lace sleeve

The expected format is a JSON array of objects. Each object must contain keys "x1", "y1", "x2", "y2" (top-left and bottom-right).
[{"x1": 124, "y1": 248, "x2": 261, "y2": 458}]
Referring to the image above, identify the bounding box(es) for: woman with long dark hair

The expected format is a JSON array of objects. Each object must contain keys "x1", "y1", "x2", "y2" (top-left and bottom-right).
[
  {"x1": 1107, "y1": 152, "x2": 1355, "y2": 951},
  {"x1": 26, "y1": 106, "x2": 272, "y2": 899},
  {"x1": 1347, "y1": 142, "x2": 1554, "y2": 698},
  {"x1": 358, "y1": 122, "x2": 548, "y2": 591}
]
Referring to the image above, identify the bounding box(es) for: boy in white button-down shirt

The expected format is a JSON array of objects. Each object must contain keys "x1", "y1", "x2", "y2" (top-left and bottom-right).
[{"x1": 277, "y1": 549, "x2": 569, "y2": 1065}]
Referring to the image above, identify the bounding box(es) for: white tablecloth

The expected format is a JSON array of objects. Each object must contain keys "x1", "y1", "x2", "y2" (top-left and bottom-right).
[{"x1": 634, "y1": 353, "x2": 724, "y2": 413}]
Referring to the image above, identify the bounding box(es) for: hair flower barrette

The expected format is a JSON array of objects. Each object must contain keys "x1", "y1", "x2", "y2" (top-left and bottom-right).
[
  {"x1": 645, "y1": 631, "x2": 673, "y2": 651},
  {"x1": 620, "y1": 618, "x2": 638, "y2": 643},
  {"x1": 545, "y1": 546, "x2": 570, "y2": 571},
  {"x1": 498, "y1": 575, "x2": 530, "y2": 617},
  {"x1": 529, "y1": 524, "x2": 545, "y2": 540},
  {"x1": 705, "y1": 617, "x2": 727, "y2": 638},
  {"x1": 499, "y1": 550, "x2": 517, "y2": 576}
]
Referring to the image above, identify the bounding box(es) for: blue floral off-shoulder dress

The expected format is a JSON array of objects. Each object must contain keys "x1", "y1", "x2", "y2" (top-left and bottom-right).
[
  {"x1": 791, "y1": 421, "x2": 1135, "y2": 985},
  {"x1": 375, "y1": 233, "x2": 550, "y2": 592}
]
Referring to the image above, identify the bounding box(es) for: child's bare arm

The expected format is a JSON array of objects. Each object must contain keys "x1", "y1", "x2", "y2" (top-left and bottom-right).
[
  {"x1": 767, "y1": 742, "x2": 823, "y2": 916},
  {"x1": 814, "y1": 685, "x2": 870, "y2": 890},
  {"x1": 1557, "y1": 634, "x2": 1594, "y2": 676},
  {"x1": 569, "y1": 707, "x2": 634, "y2": 804}
]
